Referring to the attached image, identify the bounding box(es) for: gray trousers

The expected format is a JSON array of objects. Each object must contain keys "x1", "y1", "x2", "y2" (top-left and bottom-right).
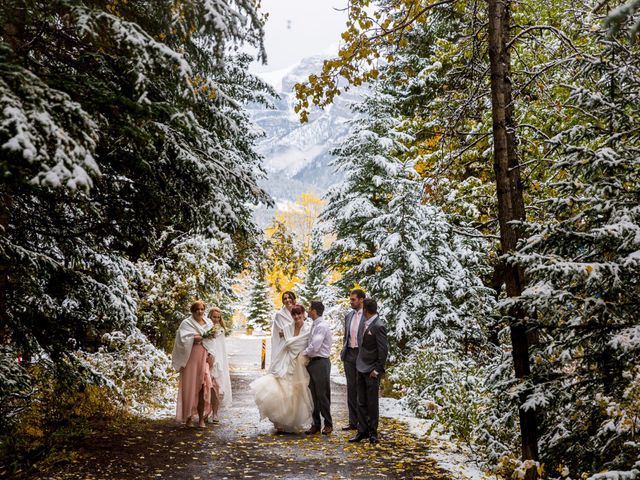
[
  {"x1": 356, "y1": 370, "x2": 380, "y2": 436},
  {"x1": 306, "y1": 357, "x2": 332, "y2": 428},
  {"x1": 343, "y1": 348, "x2": 359, "y2": 427}
]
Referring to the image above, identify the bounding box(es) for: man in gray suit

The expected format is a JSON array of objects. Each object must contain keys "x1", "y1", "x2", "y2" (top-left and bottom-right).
[
  {"x1": 340, "y1": 288, "x2": 366, "y2": 431},
  {"x1": 349, "y1": 298, "x2": 388, "y2": 444}
]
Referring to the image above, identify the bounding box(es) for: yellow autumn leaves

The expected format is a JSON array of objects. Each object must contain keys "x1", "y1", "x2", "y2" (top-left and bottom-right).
[
  {"x1": 264, "y1": 193, "x2": 325, "y2": 308},
  {"x1": 294, "y1": 0, "x2": 436, "y2": 122}
]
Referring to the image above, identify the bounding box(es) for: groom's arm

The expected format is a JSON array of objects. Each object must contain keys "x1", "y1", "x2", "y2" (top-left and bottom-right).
[
  {"x1": 374, "y1": 324, "x2": 388, "y2": 375},
  {"x1": 340, "y1": 313, "x2": 350, "y2": 360}
]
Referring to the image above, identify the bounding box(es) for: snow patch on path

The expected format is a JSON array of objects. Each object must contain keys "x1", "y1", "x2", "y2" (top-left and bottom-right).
[
  {"x1": 379, "y1": 396, "x2": 491, "y2": 480},
  {"x1": 330, "y1": 370, "x2": 347, "y2": 386},
  {"x1": 328, "y1": 371, "x2": 491, "y2": 479}
]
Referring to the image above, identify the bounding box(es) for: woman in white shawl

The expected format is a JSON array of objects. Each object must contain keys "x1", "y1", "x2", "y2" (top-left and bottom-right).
[
  {"x1": 171, "y1": 300, "x2": 219, "y2": 427},
  {"x1": 270, "y1": 291, "x2": 296, "y2": 366},
  {"x1": 251, "y1": 304, "x2": 313, "y2": 433},
  {"x1": 207, "y1": 307, "x2": 232, "y2": 423}
]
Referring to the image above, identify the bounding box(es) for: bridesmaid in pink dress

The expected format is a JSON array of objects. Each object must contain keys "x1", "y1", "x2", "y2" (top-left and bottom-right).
[{"x1": 172, "y1": 301, "x2": 217, "y2": 428}]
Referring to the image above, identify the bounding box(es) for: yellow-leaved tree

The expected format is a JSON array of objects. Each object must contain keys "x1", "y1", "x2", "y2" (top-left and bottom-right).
[{"x1": 264, "y1": 193, "x2": 325, "y2": 308}]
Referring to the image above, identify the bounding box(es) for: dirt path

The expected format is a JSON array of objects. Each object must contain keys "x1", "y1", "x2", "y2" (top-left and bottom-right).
[{"x1": 45, "y1": 335, "x2": 453, "y2": 480}]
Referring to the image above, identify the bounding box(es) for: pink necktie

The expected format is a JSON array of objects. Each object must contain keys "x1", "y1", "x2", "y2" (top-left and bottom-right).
[{"x1": 350, "y1": 311, "x2": 360, "y2": 347}]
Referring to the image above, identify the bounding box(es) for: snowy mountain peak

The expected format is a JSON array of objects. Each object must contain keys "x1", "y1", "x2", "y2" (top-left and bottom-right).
[{"x1": 250, "y1": 54, "x2": 365, "y2": 203}]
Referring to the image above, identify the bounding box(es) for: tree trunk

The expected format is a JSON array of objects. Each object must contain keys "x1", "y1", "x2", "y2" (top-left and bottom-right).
[
  {"x1": 0, "y1": 193, "x2": 11, "y2": 345},
  {"x1": 486, "y1": 0, "x2": 538, "y2": 477},
  {"x1": 488, "y1": 262, "x2": 505, "y2": 346},
  {"x1": 2, "y1": 2, "x2": 26, "y2": 53}
]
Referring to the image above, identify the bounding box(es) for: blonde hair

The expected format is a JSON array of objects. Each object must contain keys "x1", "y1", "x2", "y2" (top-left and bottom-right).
[
  {"x1": 190, "y1": 300, "x2": 206, "y2": 314},
  {"x1": 208, "y1": 306, "x2": 226, "y2": 331}
]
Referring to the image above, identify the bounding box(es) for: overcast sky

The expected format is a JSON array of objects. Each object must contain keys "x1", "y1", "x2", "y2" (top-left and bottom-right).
[{"x1": 249, "y1": 0, "x2": 348, "y2": 74}]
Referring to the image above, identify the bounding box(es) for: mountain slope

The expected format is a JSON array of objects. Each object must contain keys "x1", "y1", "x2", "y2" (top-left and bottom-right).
[{"x1": 249, "y1": 55, "x2": 365, "y2": 204}]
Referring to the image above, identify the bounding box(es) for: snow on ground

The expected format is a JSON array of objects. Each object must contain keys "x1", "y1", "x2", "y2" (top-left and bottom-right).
[
  {"x1": 330, "y1": 369, "x2": 491, "y2": 479},
  {"x1": 330, "y1": 368, "x2": 347, "y2": 385},
  {"x1": 148, "y1": 333, "x2": 492, "y2": 479},
  {"x1": 379, "y1": 396, "x2": 492, "y2": 480},
  {"x1": 145, "y1": 402, "x2": 175, "y2": 420}
]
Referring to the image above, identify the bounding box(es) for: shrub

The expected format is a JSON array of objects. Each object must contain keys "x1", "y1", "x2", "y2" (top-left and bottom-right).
[
  {"x1": 390, "y1": 346, "x2": 487, "y2": 443},
  {"x1": 0, "y1": 328, "x2": 174, "y2": 476},
  {"x1": 77, "y1": 327, "x2": 176, "y2": 414}
]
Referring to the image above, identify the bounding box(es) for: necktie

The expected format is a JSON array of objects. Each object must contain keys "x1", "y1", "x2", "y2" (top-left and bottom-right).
[{"x1": 350, "y1": 311, "x2": 360, "y2": 347}]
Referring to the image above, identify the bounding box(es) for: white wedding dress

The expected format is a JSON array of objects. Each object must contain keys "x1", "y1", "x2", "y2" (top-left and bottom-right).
[
  {"x1": 250, "y1": 320, "x2": 313, "y2": 432},
  {"x1": 270, "y1": 306, "x2": 293, "y2": 365}
]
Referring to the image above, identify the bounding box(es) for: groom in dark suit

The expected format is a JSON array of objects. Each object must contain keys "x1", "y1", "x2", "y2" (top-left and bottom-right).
[{"x1": 349, "y1": 298, "x2": 388, "y2": 444}]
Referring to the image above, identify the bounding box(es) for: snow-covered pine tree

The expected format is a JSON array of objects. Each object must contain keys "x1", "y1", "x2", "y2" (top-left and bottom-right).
[
  {"x1": 509, "y1": 8, "x2": 640, "y2": 476},
  {"x1": 246, "y1": 273, "x2": 273, "y2": 333},
  {"x1": 297, "y1": 227, "x2": 343, "y2": 336},
  {"x1": 358, "y1": 153, "x2": 495, "y2": 356},
  {"x1": 296, "y1": 2, "x2": 604, "y2": 474},
  {"x1": 137, "y1": 232, "x2": 237, "y2": 351},
  {"x1": 322, "y1": 84, "x2": 496, "y2": 442},
  {"x1": 0, "y1": 0, "x2": 271, "y2": 436},
  {"x1": 0, "y1": 0, "x2": 269, "y2": 356},
  {"x1": 297, "y1": 229, "x2": 327, "y2": 306},
  {"x1": 319, "y1": 89, "x2": 410, "y2": 292},
  {"x1": 322, "y1": 86, "x2": 495, "y2": 355},
  {"x1": 362, "y1": 151, "x2": 498, "y2": 441}
]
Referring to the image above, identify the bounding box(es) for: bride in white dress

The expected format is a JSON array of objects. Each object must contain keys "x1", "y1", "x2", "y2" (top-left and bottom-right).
[
  {"x1": 270, "y1": 291, "x2": 296, "y2": 365},
  {"x1": 250, "y1": 304, "x2": 313, "y2": 433}
]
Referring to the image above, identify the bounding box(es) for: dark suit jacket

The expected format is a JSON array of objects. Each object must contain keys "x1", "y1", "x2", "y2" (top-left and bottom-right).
[
  {"x1": 340, "y1": 309, "x2": 359, "y2": 361},
  {"x1": 355, "y1": 315, "x2": 388, "y2": 375}
]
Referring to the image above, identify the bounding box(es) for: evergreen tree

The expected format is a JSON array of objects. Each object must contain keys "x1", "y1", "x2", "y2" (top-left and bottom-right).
[
  {"x1": 0, "y1": 0, "x2": 269, "y2": 360},
  {"x1": 246, "y1": 273, "x2": 272, "y2": 332},
  {"x1": 509, "y1": 9, "x2": 640, "y2": 475},
  {"x1": 319, "y1": 89, "x2": 410, "y2": 292},
  {"x1": 297, "y1": 229, "x2": 326, "y2": 306},
  {"x1": 321, "y1": 83, "x2": 497, "y2": 450},
  {"x1": 137, "y1": 232, "x2": 237, "y2": 351},
  {"x1": 0, "y1": 0, "x2": 271, "y2": 442},
  {"x1": 359, "y1": 154, "x2": 495, "y2": 356},
  {"x1": 322, "y1": 87, "x2": 495, "y2": 356},
  {"x1": 297, "y1": 3, "x2": 593, "y2": 473}
]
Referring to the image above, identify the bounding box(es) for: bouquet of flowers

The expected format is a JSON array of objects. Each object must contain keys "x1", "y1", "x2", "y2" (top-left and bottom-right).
[{"x1": 202, "y1": 324, "x2": 224, "y2": 339}]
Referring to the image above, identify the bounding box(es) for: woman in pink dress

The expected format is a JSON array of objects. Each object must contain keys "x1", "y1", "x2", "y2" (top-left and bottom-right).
[{"x1": 172, "y1": 300, "x2": 218, "y2": 427}]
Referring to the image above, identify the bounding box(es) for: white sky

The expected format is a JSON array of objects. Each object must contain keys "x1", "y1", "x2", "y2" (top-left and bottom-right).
[{"x1": 249, "y1": 0, "x2": 349, "y2": 74}]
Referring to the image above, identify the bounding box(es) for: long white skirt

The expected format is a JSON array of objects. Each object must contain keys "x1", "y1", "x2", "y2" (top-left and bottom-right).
[{"x1": 250, "y1": 354, "x2": 313, "y2": 432}]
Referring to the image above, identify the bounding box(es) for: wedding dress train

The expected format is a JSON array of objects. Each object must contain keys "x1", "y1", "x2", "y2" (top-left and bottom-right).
[{"x1": 250, "y1": 320, "x2": 313, "y2": 432}]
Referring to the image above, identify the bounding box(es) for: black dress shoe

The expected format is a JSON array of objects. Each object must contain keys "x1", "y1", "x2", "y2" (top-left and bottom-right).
[
  {"x1": 341, "y1": 424, "x2": 357, "y2": 431},
  {"x1": 305, "y1": 426, "x2": 320, "y2": 435},
  {"x1": 348, "y1": 432, "x2": 369, "y2": 443},
  {"x1": 369, "y1": 434, "x2": 378, "y2": 444}
]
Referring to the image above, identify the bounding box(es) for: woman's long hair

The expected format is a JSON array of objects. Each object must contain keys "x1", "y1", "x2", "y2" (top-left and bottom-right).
[{"x1": 208, "y1": 307, "x2": 226, "y2": 332}]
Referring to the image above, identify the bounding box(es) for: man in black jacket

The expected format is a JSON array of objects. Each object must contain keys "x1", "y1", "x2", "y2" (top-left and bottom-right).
[{"x1": 349, "y1": 298, "x2": 388, "y2": 444}]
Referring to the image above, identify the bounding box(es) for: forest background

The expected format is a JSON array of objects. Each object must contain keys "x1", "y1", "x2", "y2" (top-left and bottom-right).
[{"x1": 1, "y1": 1, "x2": 639, "y2": 479}]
